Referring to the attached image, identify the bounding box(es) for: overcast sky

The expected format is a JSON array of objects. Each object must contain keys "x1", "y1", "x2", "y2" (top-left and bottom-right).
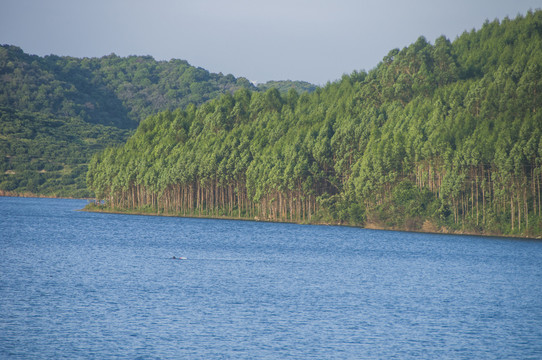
[{"x1": 1, "y1": 0, "x2": 540, "y2": 85}]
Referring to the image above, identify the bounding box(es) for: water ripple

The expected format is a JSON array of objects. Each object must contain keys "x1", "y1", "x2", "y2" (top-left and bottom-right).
[{"x1": 1, "y1": 197, "x2": 541, "y2": 359}]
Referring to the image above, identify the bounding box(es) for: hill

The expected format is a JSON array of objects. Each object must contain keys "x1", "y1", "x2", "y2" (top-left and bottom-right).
[
  {"x1": 0, "y1": 46, "x2": 256, "y2": 128},
  {"x1": 0, "y1": 46, "x2": 256, "y2": 197},
  {"x1": 0, "y1": 106, "x2": 129, "y2": 198},
  {"x1": 87, "y1": 10, "x2": 542, "y2": 237},
  {"x1": 257, "y1": 80, "x2": 317, "y2": 94}
]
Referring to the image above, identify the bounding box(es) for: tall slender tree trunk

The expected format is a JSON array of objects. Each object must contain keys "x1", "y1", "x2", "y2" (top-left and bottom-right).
[
  {"x1": 538, "y1": 171, "x2": 541, "y2": 217},
  {"x1": 476, "y1": 170, "x2": 479, "y2": 226},
  {"x1": 524, "y1": 186, "x2": 528, "y2": 231},
  {"x1": 308, "y1": 194, "x2": 312, "y2": 222},
  {"x1": 510, "y1": 194, "x2": 515, "y2": 231},
  {"x1": 517, "y1": 192, "x2": 521, "y2": 232}
]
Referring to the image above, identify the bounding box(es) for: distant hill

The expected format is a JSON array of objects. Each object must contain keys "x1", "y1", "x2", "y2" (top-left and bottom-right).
[
  {"x1": 0, "y1": 45, "x2": 256, "y2": 129},
  {"x1": 0, "y1": 46, "x2": 256, "y2": 197},
  {"x1": 257, "y1": 80, "x2": 317, "y2": 94}
]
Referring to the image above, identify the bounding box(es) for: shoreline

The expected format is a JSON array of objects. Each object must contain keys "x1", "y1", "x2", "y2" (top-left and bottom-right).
[
  {"x1": 4, "y1": 193, "x2": 539, "y2": 240},
  {"x1": 0, "y1": 191, "x2": 91, "y2": 200},
  {"x1": 82, "y1": 206, "x2": 542, "y2": 241}
]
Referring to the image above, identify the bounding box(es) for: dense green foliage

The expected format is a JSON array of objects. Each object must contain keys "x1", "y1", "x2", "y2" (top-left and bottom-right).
[
  {"x1": 0, "y1": 45, "x2": 256, "y2": 128},
  {"x1": 0, "y1": 46, "x2": 258, "y2": 196},
  {"x1": 0, "y1": 107, "x2": 129, "y2": 197},
  {"x1": 89, "y1": 10, "x2": 541, "y2": 237},
  {"x1": 257, "y1": 80, "x2": 317, "y2": 94}
]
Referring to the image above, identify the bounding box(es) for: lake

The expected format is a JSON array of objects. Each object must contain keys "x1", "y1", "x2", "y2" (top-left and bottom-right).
[{"x1": 1, "y1": 197, "x2": 541, "y2": 359}]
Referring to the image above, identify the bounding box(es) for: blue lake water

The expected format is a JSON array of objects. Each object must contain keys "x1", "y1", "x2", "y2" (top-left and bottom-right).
[{"x1": 1, "y1": 197, "x2": 541, "y2": 359}]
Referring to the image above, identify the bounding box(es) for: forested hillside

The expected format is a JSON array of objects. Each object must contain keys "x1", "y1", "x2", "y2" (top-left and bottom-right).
[
  {"x1": 88, "y1": 10, "x2": 542, "y2": 237},
  {"x1": 0, "y1": 107, "x2": 128, "y2": 197},
  {"x1": 0, "y1": 46, "x2": 256, "y2": 127},
  {"x1": 0, "y1": 46, "x2": 257, "y2": 197},
  {"x1": 257, "y1": 80, "x2": 317, "y2": 94}
]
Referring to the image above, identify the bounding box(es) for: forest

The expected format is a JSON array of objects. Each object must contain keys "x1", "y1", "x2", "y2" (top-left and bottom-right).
[
  {"x1": 0, "y1": 45, "x2": 316, "y2": 197},
  {"x1": 0, "y1": 46, "x2": 256, "y2": 128},
  {"x1": 0, "y1": 46, "x2": 267, "y2": 197},
  {"x1": 0, "y1": 106, "x2": 128, "y2": 198},
  {"x1": 87, "y1": 11, "x2": 542, "y2": 237}
]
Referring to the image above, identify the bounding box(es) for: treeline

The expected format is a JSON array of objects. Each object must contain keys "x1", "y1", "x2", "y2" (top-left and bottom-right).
[{"x1": 87, "y1": 11, "x2": 542, "y2": 236}]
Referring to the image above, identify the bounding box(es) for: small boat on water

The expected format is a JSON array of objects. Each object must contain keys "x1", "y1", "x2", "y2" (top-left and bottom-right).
[{"x1": 172, "y1": 256, "x2": 187, "y2": 260}]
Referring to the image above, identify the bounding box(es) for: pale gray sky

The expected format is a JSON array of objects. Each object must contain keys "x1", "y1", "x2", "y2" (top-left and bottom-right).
[{"x1": 1, "y1": 0, "x2": 540, "y2": 84}]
